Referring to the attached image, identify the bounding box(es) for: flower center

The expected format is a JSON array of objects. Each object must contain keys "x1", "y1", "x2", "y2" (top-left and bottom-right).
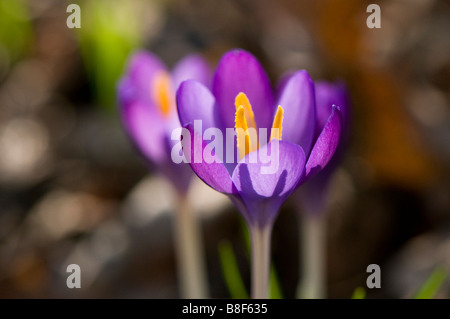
[
  {"x1": 152, "y1": 71, "x2": 173, "y2": 117},
  {"x1": 234, "y1": 92, "x2": 284, "y2": 160}
]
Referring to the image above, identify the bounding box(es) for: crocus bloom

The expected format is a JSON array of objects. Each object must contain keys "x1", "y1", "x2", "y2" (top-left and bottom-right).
[
  {"x1": 117, "y1": 51, "x2": 210, "y2": 193},
  {"x1": 297, "y1": 80, "x2": 350, "y2": 215},
  {"x1": 176, "y1": 49, "x2": 343, "y2": 228},
  {"x1": 118, "y1": 51, "x2": 212, "y2": 298},
  {"x1": 294, "y1": 80, "x2": 350, "y2": 300}
]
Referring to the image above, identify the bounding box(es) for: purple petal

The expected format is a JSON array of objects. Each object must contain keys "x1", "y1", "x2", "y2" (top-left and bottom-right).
[
  {"x1": 275, "y1": 70, "x2": 296, "y2": 99},
  {"x1": 277, "y1": 70, "x2": 316, "y2": 155},
  {"x1": 182, "y1": 124, "x2": 233, "y2": 194},
  {"x1": 118, "y1": 78, "x2": 167, "y2": 164},
  {"x1": 176, "y1": 80, "x2": 220, "y2": 131},
  {"x1": 212, "y1": 49, "x2": 275, "y2": 131},
  {"x1": 172, "y1": 54, "x2": 211, "y2": 90},
  {"x1": 315, "y1": 80, "x2": 351, "y2": 171},
  {"x1": 315, "y1": 80, "x2": 349, "y2": 135},
  {"x1": 303, "y1": 105, "x2": 342, "y2": 182},
  {"x1": 231, "y1": 140, "x2": 305, "y2": 227},
  {"x1": 177, "y1": 80, "x2": 235, "y2": 173},
  {"x1": 125, "y1": 50, "x2": 167, "y2": 104}
]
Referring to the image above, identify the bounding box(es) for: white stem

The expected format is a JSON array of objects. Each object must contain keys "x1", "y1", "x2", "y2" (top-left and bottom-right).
[
  {"x1": 251, "y1": 225, "x2": 272, "y2": 299},
  {"x1": 173, "y1": 195, "x2": 209, "y2": 298},
  {"x1": 296, "y1": 214, "x2": 326, "y2": 299}
]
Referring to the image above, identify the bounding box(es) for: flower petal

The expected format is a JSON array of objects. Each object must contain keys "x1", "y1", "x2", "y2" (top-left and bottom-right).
[
  {"x1": 315, "y1": 80, "x2": 349, "y2": 135},
  {"x1": 275, "y1": 70, "x2": 295, "y2": 99},
  {"x1": 125, "y1": 50, "x2": 167, "y2": 104},
  {"x1": 231, "y1": 140, "x2": 305, "y2": 227},
  {"x1": 303, "y1": 105, "x2": 342, "y2": 182},
  {"x1": 313, "y1": 80, "x2": 351, "y2": 175},
  {"x1": 172, "y1": 54, "x2": 211, "y2": 90},
  {"x1": 118, "y1": 78, "x2": 167, "y2": 163},
  {"x1": 181, "y1": 123, "x2": 233, "y2": 194},
  {"x1": 177, "y1": 79, "x2": 220, "y2": 131},
  {"x1": 276, "y1": 70, "x2": 316, "y2": 155},
  {"x1": 212, "y1": 49, "x2": 275, "y2": 131}
]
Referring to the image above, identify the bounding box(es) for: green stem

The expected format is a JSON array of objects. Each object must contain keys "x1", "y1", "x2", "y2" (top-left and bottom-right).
[
  {"x1": 174, "y1": 194, "x2": 209, "y2": 298},
  {"x1": 251, "y1": 225, "x2": 272, "y2": 299},
  {"x1": 296, "y1": 213, "x2": 326, "y2": 299}
]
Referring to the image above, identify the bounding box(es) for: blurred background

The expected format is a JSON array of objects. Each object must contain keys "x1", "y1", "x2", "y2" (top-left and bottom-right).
[{"x1": 0, "y1": 0, "x2": 449, "y2": 298}]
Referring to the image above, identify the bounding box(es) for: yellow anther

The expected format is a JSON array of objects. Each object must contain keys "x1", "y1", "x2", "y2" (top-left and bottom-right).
[
  {"x1": 235, "y1": 105, "x2": 251, "y2": 160},
  {"x1": 270, "y1": 106, "x2": 284, "y2": 141},
  {"x1": 234, "y1": 93, "x2": 282, "y2": 160},
  {"x1": 235, "y1": 92, "x2": 257, "y2": 130},
  {"x1": 152, "y1": 71, "x2": 173, "y2": 117}
]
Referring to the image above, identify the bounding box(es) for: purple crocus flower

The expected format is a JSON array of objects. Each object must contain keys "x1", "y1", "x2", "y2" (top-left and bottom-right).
[
  {"x1": 176, "y1": 49, "x2": 343, "y2": 228},
  {"x1": 117, "y1": 51, "x2": 212, "y2": 298},
  {"x1": 117, "y1": 51, "x2": 211, "y2": 194},
  {"x1": 297, "y1": 80, "x2": 350, "y2": 216},
  {"x1": 177, "y1": 49, "x2": 345, "y2": 298},
  {"x1": 294, "y1": 80, "x2": 350, "y2": 299}
]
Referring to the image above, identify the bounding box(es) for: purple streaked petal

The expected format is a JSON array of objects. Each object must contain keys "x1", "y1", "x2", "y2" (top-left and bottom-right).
[
  {"x1": 315, "y1": 80, "x2": 349, "y2": 134},
  {"x1": 172, "y1": 54, "x2": 211, "y2": 90},
  {"x1": 177, "y1": 79, "x2": 220, "y2": 131},
  {"x1": 176, "y1": 80, "x2": 235, "y2": 174},
  {"x1": 118, "y1": 78, "x2": 167, "y2": 164},
  {"x1": 303, "y1": 104, "x2": 342, "y2": 182},
  {"x1": 277, "y1": 70, "x2": 316, "y2": 155},
  {"x1": 212, "y1": 49, "x2": 275, "y2": 131},
  {"x1": 125, "y1": 50, "x2": 167, "y2": 104},
  {"x1": 315, "y1": 80, "x2": 351, "y2": 169},
  {"x1": 231, "y1": 140, "x2": 305, "y2": 227},
  {"x1": 182, "y1": 124, "x2": 233, "y2": 194},
  {"x1": 334, "y1": 82, "x2": 351, "y2": 142},
  {"x1": 296, "y1": 82, "x2": 350, "y2": 215}
]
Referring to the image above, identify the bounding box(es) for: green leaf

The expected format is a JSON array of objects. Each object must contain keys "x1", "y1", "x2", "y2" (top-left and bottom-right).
[
  {"x1": 351, "y1": 286, "x2": 366, "y2": 299},
  {"x1": 270, "y1": 265, "x2": 283, "y2": 299},
  {"x1": 76, "y1": 0, "x2": 143, "y2": 111},
  {"x1": 218, "y1": 240, "x2": 249, "y2": 299},
  {"x1": 0, "y1": 0, "x2": 33, "y2": 61},
  {"x1": 414, "y1": 267, "x2": 447, "y2": 299}
]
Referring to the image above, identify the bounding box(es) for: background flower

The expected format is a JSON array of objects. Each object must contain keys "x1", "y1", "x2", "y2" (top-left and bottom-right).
[
  {"x1": 294, "y1": 79, "x2": 350, "y2": 299},
  {"x1": 298, "y1": 80, "x2": 351, "y2": 216},
  {"x1": 118, "y1": 51, "x2": 211, "y2": 193}
]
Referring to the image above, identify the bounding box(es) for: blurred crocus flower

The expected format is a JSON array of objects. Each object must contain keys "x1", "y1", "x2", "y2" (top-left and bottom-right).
[
  {"x1": 177, "y1": 49, "x2": 343, "y2": 229},
  {"x1": 117, "y1": 51, "x2": 212, "y2": 298},
  {"x1": 117, "y1": 51, "x2": 211, "y2": 194},
  {"x1": 298, "y1": 80, "x2": 351, "y2": 215},
  {"x1": 176, "y1": 49, "x2": 344, "y2": 298},
  {"x1": 295, "y1": 80, "x2": 350, "y2": 299}
]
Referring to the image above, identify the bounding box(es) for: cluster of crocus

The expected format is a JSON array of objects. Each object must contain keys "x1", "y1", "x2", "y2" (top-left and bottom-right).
[
  {"x1": 118, "y1": 47, "x2": 349, "y2": 299},
  {"x1": 176, "y1": 49, "x2": 346, "y2": 298},
  {"x1": 117, "y1": 51, "x2": 211, "y2": 298}
]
